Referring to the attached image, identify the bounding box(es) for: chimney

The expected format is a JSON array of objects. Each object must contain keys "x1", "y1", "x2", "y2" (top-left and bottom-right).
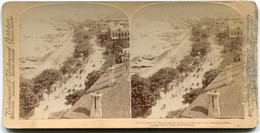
[
  {"x1": 207, "y1": 91, "x2": 220, "y2": 118},
  {"x1": 225, "y1": 64, "x2": 232, "y2": 85},
  {"x1": 108, "y1": 66, "x2": 115, "y2": 86},
  {"x1": 90, "y1": 92, "x2": 102, "y2": 118}
]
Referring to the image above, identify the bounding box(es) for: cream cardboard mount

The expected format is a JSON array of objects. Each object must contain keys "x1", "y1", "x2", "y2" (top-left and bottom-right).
[{"x1": 2, "y1": 1, "x2": 258, "y2": 128}]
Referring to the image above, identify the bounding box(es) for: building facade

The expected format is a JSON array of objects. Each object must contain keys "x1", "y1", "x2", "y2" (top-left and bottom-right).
[{"x1": 109, "y1": 26, "x2": 129, "y2": 41}]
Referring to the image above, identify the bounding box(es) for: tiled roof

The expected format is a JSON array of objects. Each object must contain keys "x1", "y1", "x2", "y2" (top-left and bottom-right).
[
  {"x1": 180, "y1": 61, "x2": 244, "y2": 119},
  {"x1": 62, "y1": 63, "x2": 130, "y2": 119}
]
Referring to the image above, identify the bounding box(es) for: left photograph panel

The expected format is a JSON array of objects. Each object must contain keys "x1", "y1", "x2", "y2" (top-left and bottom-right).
[{"x1": 19, "y1": 3, "x2": 130, "y2": 119}]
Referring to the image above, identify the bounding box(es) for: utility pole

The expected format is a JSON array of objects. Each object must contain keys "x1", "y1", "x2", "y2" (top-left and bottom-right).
[{"x1": 121, "y1": 48, "x2": 130, "y2": 71}]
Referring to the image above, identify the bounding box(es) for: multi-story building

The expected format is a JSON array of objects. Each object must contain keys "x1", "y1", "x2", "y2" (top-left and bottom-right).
[
  {"x1": 109, "y1": 17, "x2": 129, "y2": 28},
  {"x1": 215, "y1": 17, "x2": 228, "y2": 31},
  {"x1": 215, "y1": 17, "x2": 243, "y2": 39},
  {"x1": 109, "y1": 24, "x2": 129, "y2": 41},
  {"x1": 228, "y1": 21, "x2": 243, "y2": 39},
  {"x1": 97, "y1": 19, "x2": 109, "y2": 32},
  {"x1": 97, "y1": 17, "x2": 129, "y2": 41},
  {"x1": 97, "y1": 17, "x2": 129, "y2": 32}
]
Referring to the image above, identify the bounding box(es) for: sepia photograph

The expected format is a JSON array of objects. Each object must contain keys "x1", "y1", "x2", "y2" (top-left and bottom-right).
[
  {"x1": 131, "y1": 2, "x2": 244, "y2": 119},
  {"x1": 2, "y1": 1, "x2": 258, "y2": 129},
  {"x1": 19, "y1": 3, "x2": 130, "y2": 119}
]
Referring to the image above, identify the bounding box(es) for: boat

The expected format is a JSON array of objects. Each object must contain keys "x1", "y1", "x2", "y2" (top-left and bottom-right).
[
  {"x1": 26, "y1": 56, "x2": 39, "y2": 62},
  {"x1": 142, "y1": 55, "x2": 156, "y2": 60}
]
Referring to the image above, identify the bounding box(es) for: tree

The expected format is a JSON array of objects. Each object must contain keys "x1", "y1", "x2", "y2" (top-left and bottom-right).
[
  {"x1": 59, "y1": 57, "x2": 78, "y2": 75},
  {"x1": 97, "y1": 32, "x2": 110, "y2": 47},
  {"x1": 100, "y1": 54, "x2": 116, "y2": 72},
  {"x1": 72, "y1": 23, "x2": 93, "y2": 44},
  {"x1": 216, "y1": 31, "x2": 229, "y2": 45},
  {"x1": 72, "y1": 22, "x2": 94, "y2": 59},
  {"x1": 60, "y1": 64, "x2": 73, "y2": 75},
  {"x1": 190, "y1": 42, "x2": 209, "y2": 57},
  {"x1": 85, "y1": 70, "x2": 102, "y2": 91},
  {"x1": 19, "y1": 78, "x2": 39, "y2": 119},
  {"x1": 65, "y1": 89, "x2": 85, "y2": 105},
  {"x1": 131, "y1": 74, "x2": 156, "y2": 118},
  {"x1": 149, "y1": 67, "x2": 179, "y2": 94},
  {"x1": 182, "y1": 88, "x2": 203, "y2": 104},
  {"x1": 104, "y1": 39, "x2": 129, "y2": 64},
  {"x1": 176, "y1": 61, "x2": 190, "y2": 74},
  {"x1": 73, "y1": 43, "x2": 92, "y2": 58},
  {"x1": 33, "y1": 69, "x2": 62, "y2": 96},
  {"x1": 202, "y1": 69, "x2": 220, "y2": 88},
  {"x1": 190, "y1": 24, "x2": 209, "y2": 42}
]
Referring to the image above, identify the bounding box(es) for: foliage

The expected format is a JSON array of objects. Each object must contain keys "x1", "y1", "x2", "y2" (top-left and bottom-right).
[
  {"x1": 97, "y1": 32, "x2": 111, "y2": 47},
  {"x1": 182, "y1": 88, "x2": 203, "y2": 104},
  {"x1": 65, "y1": 89, "x2": 85, "y2": 105},
  {"x1": 72, "y1": 20, "x2": 97, "y2": 58},
  {"x1": 85, "y1": 70, "x2": 102, "y2": 91},
  {"x1": 73, "y1": 42, "x2": 92, "y2": 58},
  {"x1": 100, "y1": 53, "x2": 116, "y2": 72},
  {"x1": 190, "y1": 42, "x2": 209, "y2": 57},
  {"x1": 33, "y1": 69, "x2": 62, "y2": 96},
  {"x1": 72, "y1": 20, "x2": 96, "y2": 44},
  {"x1": 131, "y1": 74, "x2": 156, "y2": 118},
  {"x1": 19, "y1": 78, "x2": 39, "y2": 119},
  {"x1": 176, "y1": 60, "x2": 190, "y2": 74},
  {"x1": 178, "y1": 24, "x2": 210, "y2": 75},
  {"x1": 149, "y1": 67, "x2": 179, "y2": 94},
  {"x1": 190, "y1": 24, "x2": 209, "y2": 42},
  {"x1": 202, "y1": 69, "x2": 221, "y2": 88},
  {"x1": 104, "y1": 39, "x2": 129, "y2": 64},
  {"x1": 216, "y1": 31, "x2": 229, "y2": 45},
  {"x1": 59, "y1": 57, "x2": 82, "y2": 75}
]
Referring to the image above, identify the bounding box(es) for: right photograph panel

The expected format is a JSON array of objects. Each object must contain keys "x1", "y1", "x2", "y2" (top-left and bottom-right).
[{"x1": 131, "y1": 2, "x2": 243, "y2": 119}]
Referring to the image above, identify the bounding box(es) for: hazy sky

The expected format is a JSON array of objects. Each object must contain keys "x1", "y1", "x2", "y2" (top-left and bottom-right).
[
  {"x1": 21, "y1": 3, "x2": 127, "y2": 21},
  {"x1": 134, "y1": 2, "x2": 241, "y2": 20}
]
